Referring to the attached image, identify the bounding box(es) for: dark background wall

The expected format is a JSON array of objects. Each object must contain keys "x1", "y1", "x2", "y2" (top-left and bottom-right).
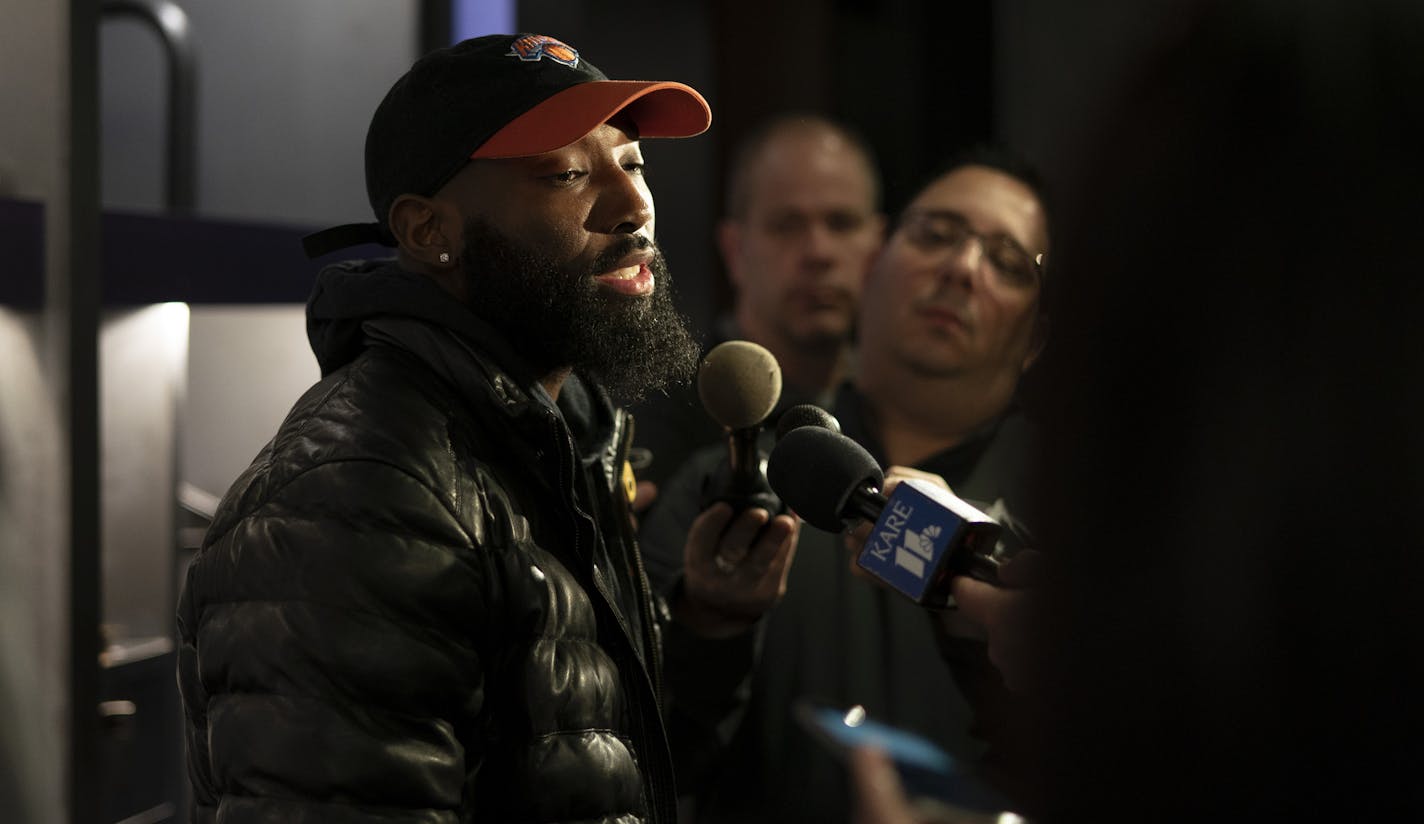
[
  {"x1": 100, "y1": 0, "x2": 418, "y2": 226},
  {"x1": 520, "y1": 0, "x2": 1188, "y2": 332}
]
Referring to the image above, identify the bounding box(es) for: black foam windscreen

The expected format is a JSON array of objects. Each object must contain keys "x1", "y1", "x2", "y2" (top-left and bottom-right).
[
  {"x1": 697, "y1": 340, "x2": 782, "y2": 430},
  {"x1": 774, "y1": 404, "x2": 841, "y2": 441},
  {"x1": 766, "y1": 426, "x2": 884, "y2": 532}
]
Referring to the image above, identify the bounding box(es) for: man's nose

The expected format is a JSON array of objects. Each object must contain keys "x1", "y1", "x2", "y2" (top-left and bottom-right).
[
  {"x1": 800, "y1": 221, "x2": 839, "y2": 265},
  {"x1": 601, "y1": 171, "x2": 653, "y2": 234},
  {"x1": 936, "y1": 236, "x2": 985, "y2": 289}
]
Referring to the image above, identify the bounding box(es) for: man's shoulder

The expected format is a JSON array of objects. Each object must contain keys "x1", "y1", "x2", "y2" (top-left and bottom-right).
[
  {"x1": 288, "y1": 344, "x2": 465, "y2": 454},
  {"x1": 976, "y1": 409, "x2": 1039, "y2": 470},
  {"x1": 219, "y1": 345, "x2": 500, "y2": 520}
]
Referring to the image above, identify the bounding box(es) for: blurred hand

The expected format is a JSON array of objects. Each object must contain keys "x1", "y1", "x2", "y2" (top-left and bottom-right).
[
  {"x1": 632, "y1": 480, "x2": 657, "y2": 515},
  {"x1": 843, "y1": 467, "x2": 952, "y2": 581},
  {"x1": 853, "y1": 747, "x2": 1024, "y2": 824},
  {"x1": 946, "y1": 549, "x2": 1046, "y2": 694},
  {"x1": 851, "y1": 748, "x2": 920, "y2": 824},
  {"x1": 624, "y1": 473, "x2": 657, "y2": 531},
  {"x1": 833, "y1": 463, "x2": 1046, "y2": 693},
  {"x1": 674, "y1": 503, "x2": 800, "y2": 638}
]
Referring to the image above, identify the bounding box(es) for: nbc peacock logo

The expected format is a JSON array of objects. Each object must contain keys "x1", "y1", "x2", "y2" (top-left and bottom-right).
[{"x1": 895, "y1": 524, "x2": 941, "y2": 579}]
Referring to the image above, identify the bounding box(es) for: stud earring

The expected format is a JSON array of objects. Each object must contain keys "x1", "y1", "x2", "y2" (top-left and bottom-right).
[{"x1": 438, "y1": 252, "x2": 450, "y2": 264}]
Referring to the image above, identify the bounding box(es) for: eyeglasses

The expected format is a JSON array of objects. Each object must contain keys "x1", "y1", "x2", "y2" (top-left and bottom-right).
[{"x1": 897, "y1": 209, "x2": 1045, "y2": 289}]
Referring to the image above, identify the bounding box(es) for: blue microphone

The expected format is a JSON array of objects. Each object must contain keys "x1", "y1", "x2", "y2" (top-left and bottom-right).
[{"x1": 766, "y1": 426, "x2": 1005, "y2": 606}]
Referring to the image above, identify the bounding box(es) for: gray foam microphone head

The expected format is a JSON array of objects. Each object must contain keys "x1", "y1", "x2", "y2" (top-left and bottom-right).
[{"x1": 697, "y1": 340, "x2": 783, "y2": 429}]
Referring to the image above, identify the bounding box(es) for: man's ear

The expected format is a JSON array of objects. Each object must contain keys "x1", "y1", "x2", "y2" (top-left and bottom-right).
[
  {"x1": 870, "y1": 212, "x2": 889, "y2": 244},
  {"x1": 388, "y1": 194, "x2": 457, "y2": 268},
  {"x1": 715, "y1": 218, "x2": 744, "y2": 287},
  {"x1": 861, "y1": 212, "x2": 889, "y2": 284}
]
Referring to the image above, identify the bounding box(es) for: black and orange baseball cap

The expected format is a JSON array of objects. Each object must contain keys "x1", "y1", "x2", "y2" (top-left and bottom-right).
[{"x1": 302, "y1": 33, "x2": 711, "y2": 258}]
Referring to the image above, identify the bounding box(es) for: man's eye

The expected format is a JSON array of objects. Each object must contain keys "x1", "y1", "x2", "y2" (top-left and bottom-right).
[
  {"x1": 623, "y1": 161, "x2": 646, "y2": 175},
  {"x1": 909, "y1": 223, "x2": 952, "y2": 246},
  {"x1": 550, "y1": 170, "x2": 585, "y2": 184},
  {"x1": 989, "y1": 248, "x2": 1038, "y2": 288},
  {"x1": 765, "y1": 214, "x2": 808, "y2": 236},
  {"x1": 826, "y1": 212, "x2": 866, "y2": 234}
]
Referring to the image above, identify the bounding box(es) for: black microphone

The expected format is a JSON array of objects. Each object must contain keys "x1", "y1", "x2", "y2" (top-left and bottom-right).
[
  {"x1": 766, "y1": 426, "x2": 1006, "y2": 606},
  {"x1": 696, "y1": 340, "x2": 785, "y2": 513},
  {"x1": 774, "y1": 403, "x2": 842, "y2": 441}
]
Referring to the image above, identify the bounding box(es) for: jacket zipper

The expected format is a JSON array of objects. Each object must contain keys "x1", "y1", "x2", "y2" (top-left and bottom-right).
[
  {"x1": 615, "y1": 412, "x2": 665, "y2": 707},
  {"x1": 546, "y1": 409, "x2": 677, "y2": 823}
]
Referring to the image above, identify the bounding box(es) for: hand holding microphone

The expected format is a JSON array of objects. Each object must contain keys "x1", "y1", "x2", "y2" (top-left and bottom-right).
[
  {"x1": 765, "y1": 425, "x2": 1010, "y2": 608},
  {"x1": 695, "y1": 340, "x2": 786, "y2": 514},
  {"x1": 673, "y1": 341, "x2": 800, "y2": 637},
  {"x1": 945, "y1": 550, "x2": 1045, "y2": 693}
]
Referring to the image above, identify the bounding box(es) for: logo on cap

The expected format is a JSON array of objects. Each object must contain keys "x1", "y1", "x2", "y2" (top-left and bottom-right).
[{"x1": 507, "y1": 35, "x2": 580, "y2": 68}]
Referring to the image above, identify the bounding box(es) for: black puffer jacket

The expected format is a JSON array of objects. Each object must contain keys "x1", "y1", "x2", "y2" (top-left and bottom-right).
[{"x1": 177, "y1": 260, "x2": 676, "y2": 823}]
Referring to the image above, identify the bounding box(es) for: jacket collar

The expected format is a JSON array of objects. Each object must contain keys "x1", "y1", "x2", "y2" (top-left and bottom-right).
[{"x1": 306, "y1": 258, "x2": 624, "y2": 469}]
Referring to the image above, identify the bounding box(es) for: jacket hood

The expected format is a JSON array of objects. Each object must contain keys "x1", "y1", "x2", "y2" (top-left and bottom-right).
[
  {"x1": 306, "y1": 259, "x2": 538, "y2": 384},
  {"x1": 305, "y1": 258, "x2": 619, "y2": 463}
]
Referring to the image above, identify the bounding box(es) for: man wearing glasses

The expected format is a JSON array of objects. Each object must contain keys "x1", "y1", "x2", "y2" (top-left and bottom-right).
[
  {"x1": 854, "y1": 158, "x2": 1049, "y2": 479},
  {"x1": 644, "y1": 149, "x2": 1051, "y2": 823}
]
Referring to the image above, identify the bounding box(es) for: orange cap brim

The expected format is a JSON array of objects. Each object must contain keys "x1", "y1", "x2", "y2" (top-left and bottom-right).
[{"x1": 471, "y1": 80, "x2": 712, "y2": 159}]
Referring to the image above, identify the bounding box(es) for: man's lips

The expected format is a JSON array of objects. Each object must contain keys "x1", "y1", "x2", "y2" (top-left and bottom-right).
[
  {"x1": 791, "y1": 286, "x2": 853, "y2": 311},
  {"x1": 594, "y1": 262, "x2": 654, "y2": 296},
  {"x1": 916, "y1": 305, "x2": 969, "y2": 333}
]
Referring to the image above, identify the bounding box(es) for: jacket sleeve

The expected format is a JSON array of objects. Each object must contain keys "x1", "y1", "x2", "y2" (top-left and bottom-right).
[
  {"x1": 177, "y1": 460, "x2": 493, "y2": 824},
  {"x1": 638, "y1": 446, "x2": 761, "y2": 794}
]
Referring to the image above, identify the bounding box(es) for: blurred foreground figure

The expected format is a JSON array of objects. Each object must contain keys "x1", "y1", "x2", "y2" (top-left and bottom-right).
[{"x1": 854, "y1": 1, "x2": 1424, "y2": 821}]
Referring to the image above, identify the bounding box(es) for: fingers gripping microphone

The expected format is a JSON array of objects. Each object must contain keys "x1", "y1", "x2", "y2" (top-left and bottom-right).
[
  {"x1": 697, "y1": 340, "x2": 785, "y2": 513},
  {"x1": 766, "y1": 426, "x2": 1005, "y2": 606}
]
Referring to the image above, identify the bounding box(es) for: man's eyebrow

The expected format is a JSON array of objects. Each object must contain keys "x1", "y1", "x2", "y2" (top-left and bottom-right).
[{"x1": 905, "y1": 207, "x2": 968, "y2": 221}]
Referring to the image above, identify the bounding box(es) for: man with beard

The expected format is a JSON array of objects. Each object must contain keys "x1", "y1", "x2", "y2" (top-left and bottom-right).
[
  {"x1": 641, "y1": 149, "x2": 1051, "y2": 822},
  {"x1": 176, "y1": 34, "x2": 798, "y2": 824}
]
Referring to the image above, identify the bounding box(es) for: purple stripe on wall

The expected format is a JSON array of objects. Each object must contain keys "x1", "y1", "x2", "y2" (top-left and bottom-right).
[
  {"x1": 0, "y1": 198, "x2": 387, "y2": 307},
  {"x1": 452, "y1": 0, "x2": 515, "y2": 42},
  {"x1": 0, "y1": 198, "x2": 45, "y2": 307}
]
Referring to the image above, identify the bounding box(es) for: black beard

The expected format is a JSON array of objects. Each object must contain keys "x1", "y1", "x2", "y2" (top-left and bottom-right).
[{"x1": 456, "y1": 217, "x2": 701, "y2": 404}]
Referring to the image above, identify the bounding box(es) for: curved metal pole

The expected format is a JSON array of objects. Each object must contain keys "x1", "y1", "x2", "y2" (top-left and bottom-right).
[{"x1": 101, "y1": 0, "x2": 196, "y2": 213}]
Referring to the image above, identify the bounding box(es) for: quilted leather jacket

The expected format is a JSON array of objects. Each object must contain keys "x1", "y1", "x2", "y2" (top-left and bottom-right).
[{"x1": 177, "y1": 261, "x2": 676, "y2": 823}]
